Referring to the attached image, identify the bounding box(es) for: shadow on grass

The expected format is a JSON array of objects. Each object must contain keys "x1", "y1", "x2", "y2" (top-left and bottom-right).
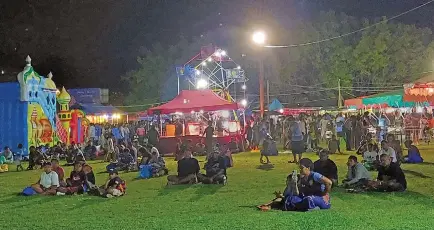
[
  {"x1": 1, "y1": 193, "x2": 59, "y2": 209},
  {"x1": 67, "y1": 196, "x2": 109, "y2": 211},
  {"x1": 256, "y1": 164, "x2": 275, "y2": 171},
  {"x1": 188, "y1": 184, "x2": 222, "y2": 201},
  {"x1": 419, "y1": 162, "x2": 434, "y2": 166},
  {"x1": 403, "y1": 169, "x2": 431, "y2": 178},
  {"x1": 158, "y1": 184, "x2": 190, "y2": 196}
]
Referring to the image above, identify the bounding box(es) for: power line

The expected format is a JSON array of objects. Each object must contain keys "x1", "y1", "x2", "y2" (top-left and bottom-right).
[{"x1": 265, "y1": 0, "x2": 434, "y2": 48}]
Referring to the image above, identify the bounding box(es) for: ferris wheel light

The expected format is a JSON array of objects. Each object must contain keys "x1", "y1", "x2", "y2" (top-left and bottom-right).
[
  {"x1": 215, "y1": 51, "x2": 222, "y2": 57},
  {"x1": 196, "y1": 78, "x2": 208, "y2": 89},
  {"x1": 241, "y1": 84, "x2": 247, "y2": 90},
  {"x1": 195, "y1": 69, "x2": 201, "y2": 75},
  {"x1": 221, "y1": 50, "x2": 227, "y2": 56},
  {"x1": 236, "y1": 65, "x2": 241, "y2": 69},
  {"x1": 240, "y1": 99, "x2": 248, "y2": 107},
  {"x1": 279, "y1": 109, "x2": 284, "y2": 113},
  {"x1": 201, "y1": 62, "x2": 207, "y2": 66},
  {"x1": 207, "y1": 57, "x2": 212, "y2": 62}
]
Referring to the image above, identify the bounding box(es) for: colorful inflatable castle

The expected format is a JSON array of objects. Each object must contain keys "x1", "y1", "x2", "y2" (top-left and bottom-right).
[{"x1": 0, "y1": 56, "x2": 71, "y2": 155}]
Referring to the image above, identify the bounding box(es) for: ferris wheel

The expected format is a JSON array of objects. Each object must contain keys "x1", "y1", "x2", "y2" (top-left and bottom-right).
[{"x1": 176, "y1": 45, "x2": 248, "y2": 103}]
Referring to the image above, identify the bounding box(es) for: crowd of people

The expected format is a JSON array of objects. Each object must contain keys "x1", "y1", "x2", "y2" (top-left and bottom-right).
[{"x1": 0, "y1": 111, "x2": 427, "y2": 212}]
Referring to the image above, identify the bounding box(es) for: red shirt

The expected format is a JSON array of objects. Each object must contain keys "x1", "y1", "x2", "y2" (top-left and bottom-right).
[{"x1": 53, "y1": 166, "x2": 65, "y2": 181}]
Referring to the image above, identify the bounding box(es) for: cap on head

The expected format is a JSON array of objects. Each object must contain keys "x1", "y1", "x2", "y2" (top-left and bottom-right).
[{"x1": 108, "y1": 169, "x2": 118, "y2": 175}]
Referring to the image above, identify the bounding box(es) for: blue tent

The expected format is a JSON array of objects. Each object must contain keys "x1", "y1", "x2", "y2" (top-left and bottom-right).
[{"x1": 268, "y1": 98, "x2": 283, "y2": 111}]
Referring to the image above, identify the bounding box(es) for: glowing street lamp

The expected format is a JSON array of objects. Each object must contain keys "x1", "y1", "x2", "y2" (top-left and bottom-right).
[
  {"x1": 241, "y1": 84, "x2": 247, "y2": 90},
  {"x1": 252, "y1": 31, "x2": 266, "y2": 45}
]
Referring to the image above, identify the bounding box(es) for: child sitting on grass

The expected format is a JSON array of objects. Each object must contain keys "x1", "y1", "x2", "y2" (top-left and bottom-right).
[
  {"x1": 102, "y1": 169, "x2": 126, "y2": 198},
  {"x1": 362, "y1": 143, "x2": 378, "y2": 170}
]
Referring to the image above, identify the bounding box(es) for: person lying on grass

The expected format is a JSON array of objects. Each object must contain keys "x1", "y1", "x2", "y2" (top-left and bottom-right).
[
  {"x1": 367, "y1": 154, "x2": 407, "y2": 192},
  {"x1": 342, "y1": 155, "x2": 371, "y2": 189},
  {"x1": 313, "y1": 150, "x2": 338, "y2": 186},
  {"x1": 197, "y1": 149, "x2": 227, "y2": 185},
  {"x1": 258, "y1": 158, "x2": 332, "y2": 212},
  {"x1": 31, "y1": 162, "x2": 59, "y2": 195},
  {"x1": 167, "y1": 151, "x2": 200, "y2": 185}
]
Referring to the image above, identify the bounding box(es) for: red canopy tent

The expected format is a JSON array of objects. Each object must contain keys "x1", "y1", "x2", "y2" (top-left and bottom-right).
[{"x1": 148, "y1": 90, "x2": 238, "y2": 114}]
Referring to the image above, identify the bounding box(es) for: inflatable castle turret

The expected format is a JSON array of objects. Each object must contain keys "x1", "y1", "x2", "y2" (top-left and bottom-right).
[{"x1": 57, "y1": 87, "x2": 72, "y2": 144}]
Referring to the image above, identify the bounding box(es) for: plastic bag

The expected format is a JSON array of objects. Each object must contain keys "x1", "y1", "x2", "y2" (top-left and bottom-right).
[
  {"x1": 138, "y1": 164, "x2": 152, "y2": 179},
  {"x1": 22, "y1": 186, "x2": 37, "y2": 196}
]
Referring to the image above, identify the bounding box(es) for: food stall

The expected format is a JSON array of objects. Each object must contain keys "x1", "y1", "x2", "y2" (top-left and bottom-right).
[{"x1": 148, "y1": 90, "x2": 241, "y2": 155}]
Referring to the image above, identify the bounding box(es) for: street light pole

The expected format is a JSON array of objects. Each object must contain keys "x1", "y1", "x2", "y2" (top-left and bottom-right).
[
  {"x1": 252, "y1": 31, "x2": 267, "y2": 118},
  {"x1": 259, "y1": 59, "x2": 265, "y2": 118}
]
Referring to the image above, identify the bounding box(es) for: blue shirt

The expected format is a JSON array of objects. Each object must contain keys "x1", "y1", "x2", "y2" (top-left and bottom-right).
[{"x1": 311, "y1": 172, "x2": 326, "y2": 192}]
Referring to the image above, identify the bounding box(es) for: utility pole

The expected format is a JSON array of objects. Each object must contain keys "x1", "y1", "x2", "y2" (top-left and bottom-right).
[{"x1": 338, "y1": 78, "x2": 342, "y2": 108}]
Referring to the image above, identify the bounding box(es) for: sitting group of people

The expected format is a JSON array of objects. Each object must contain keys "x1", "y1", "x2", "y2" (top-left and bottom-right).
[
  {"x1": 258, "y1": 148, "x2": 409, "y2": 212},
  {"x1": 27, "y1": 159, "x2": 126, "y2": 198},
  {"x1": 167, "y1": 145, "x2": 232, "y2": 185},
  {"x1": 357, "y1": 134, "x2": 423, "y2": 170}
]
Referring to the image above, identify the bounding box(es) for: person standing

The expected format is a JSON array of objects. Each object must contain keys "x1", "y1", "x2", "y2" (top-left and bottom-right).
[
  {"x1": 289, "y1": 117, "x2": 304, "y2": 163},
  {"x1": 203, "y1": 121, "x2": 214, "y2": 156}
]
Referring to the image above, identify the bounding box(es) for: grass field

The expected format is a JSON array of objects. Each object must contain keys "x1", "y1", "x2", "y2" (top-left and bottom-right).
[{"x1": 0, "y1": 148, "x2": 434, "y2": 230}]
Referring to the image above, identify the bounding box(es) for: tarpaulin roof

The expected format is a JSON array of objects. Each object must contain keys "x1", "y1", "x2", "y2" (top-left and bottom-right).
[
  {"x1": 148, "y1": 90, "x2": 238, "y2": 114},
  {"x1": 71, "y1": 103, "x2": 123, "y2": 115},
  {"x1": 362, "y1": 89, "x2": 418, "y2": 107},
  {"x1": 268, "y1": 98, "x2": 283, "y2": 111}
]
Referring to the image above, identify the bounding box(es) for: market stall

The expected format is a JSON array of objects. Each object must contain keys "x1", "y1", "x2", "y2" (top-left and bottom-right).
[
  {"x1": 148, "y1": 89, "x2": 241, "y2": 155},
  {"x1": 404, "y1": 73, "x2": 434, "y2": 102}
]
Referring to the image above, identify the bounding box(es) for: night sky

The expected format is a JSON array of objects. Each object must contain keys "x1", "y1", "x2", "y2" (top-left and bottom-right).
[{"x1": 1, "y1": 0, "x2": 433, "y2": 92}]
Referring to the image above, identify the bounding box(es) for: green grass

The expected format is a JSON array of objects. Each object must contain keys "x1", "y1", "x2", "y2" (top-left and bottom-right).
[{"x1": 1, "y1": 148, "x2": 434, "y2": 229}]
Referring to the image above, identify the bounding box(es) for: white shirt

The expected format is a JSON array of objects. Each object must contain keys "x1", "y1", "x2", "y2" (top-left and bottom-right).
[
  {"x1": 40, "y1": 171, "x2": 59, "y2": 189},
  {"x1": 363, "y1": 151, "x2": 378, "y2": 163},
  {"x1": 378, "y1": 147, "x2": 397, "y2": 163},
  {"x1": 151, "y1": 147, "x2": 160, "y2": 157}
]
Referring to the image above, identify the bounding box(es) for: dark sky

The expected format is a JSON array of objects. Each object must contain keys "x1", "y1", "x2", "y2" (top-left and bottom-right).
[{"x1": 1, "y1": 0, "x2": 433, "y2": 92}]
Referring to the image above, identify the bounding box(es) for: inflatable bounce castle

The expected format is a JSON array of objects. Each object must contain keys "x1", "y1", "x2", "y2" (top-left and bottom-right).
[{"x1": 0, "y1": 56, "x2": 87, "y2": 155}]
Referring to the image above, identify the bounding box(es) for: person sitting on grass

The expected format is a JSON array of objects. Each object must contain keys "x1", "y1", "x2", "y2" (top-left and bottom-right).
[
  {"x1": 82, "y1": 164, "x2": 96, "y2": 190},
  {"x1": 197, "y1": 149, "x2": 227, "y2": 185},
  {"x1": 31, "y1": 162, "x2": 59, "y2": 195},
  {"x1": 378, "y1": 140, "x2": 397, "y2": 163},
  {"x1": 327, "y1": 135, "x2": 341, "y2": 154},
  {"x1": 313, "y1": 150, "x2": 338, "y2": 186},
  {"x1": 0, "y1": 155, "x2": 8, "y2": 172},
  {"x1": 367, "y1": 154, "x2": 407, "y2": 192},
  {"x1": 387, "y1": 134, "x2": 403, "y2": 163},
  {"x1": 2, "y1": 146, "x2": 14, "y2": 164},
  {"x1": 167, "y1": 151, "x2": 200, "y2": 185},
  {"x1": 342, "y1": 155, "x2": 371, "y2": 189},
  {"x1": 118, "y1": 148, "x2": 135, "y2": 172},
  {"x1": 60, "y1": 162, "x2": 86, "y2": 195},
  {"x1": 51, "y1": 159, "x2": 66, "y2": 186},
  {"x1": 148, "y1": 147, "x2": 168, "y2": 177},
  {"x1": 403, "y1": 140, "x2": 423, "y2": 164},
  {"x1": 228, "y1": 137, "x2": 239, "y2": 153},
  {"x1": 362, "y1": 143, "x2": 378, "y2": 170},
  {"x1": 356, "y1": 133, "x2": 378, "y2": 155},
  {"x1": 101, "y1": 169, "x2": 126, "y2": 198},
  {"x1": 257, "y1": 158, "x2": 332, "y2": 212}
]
